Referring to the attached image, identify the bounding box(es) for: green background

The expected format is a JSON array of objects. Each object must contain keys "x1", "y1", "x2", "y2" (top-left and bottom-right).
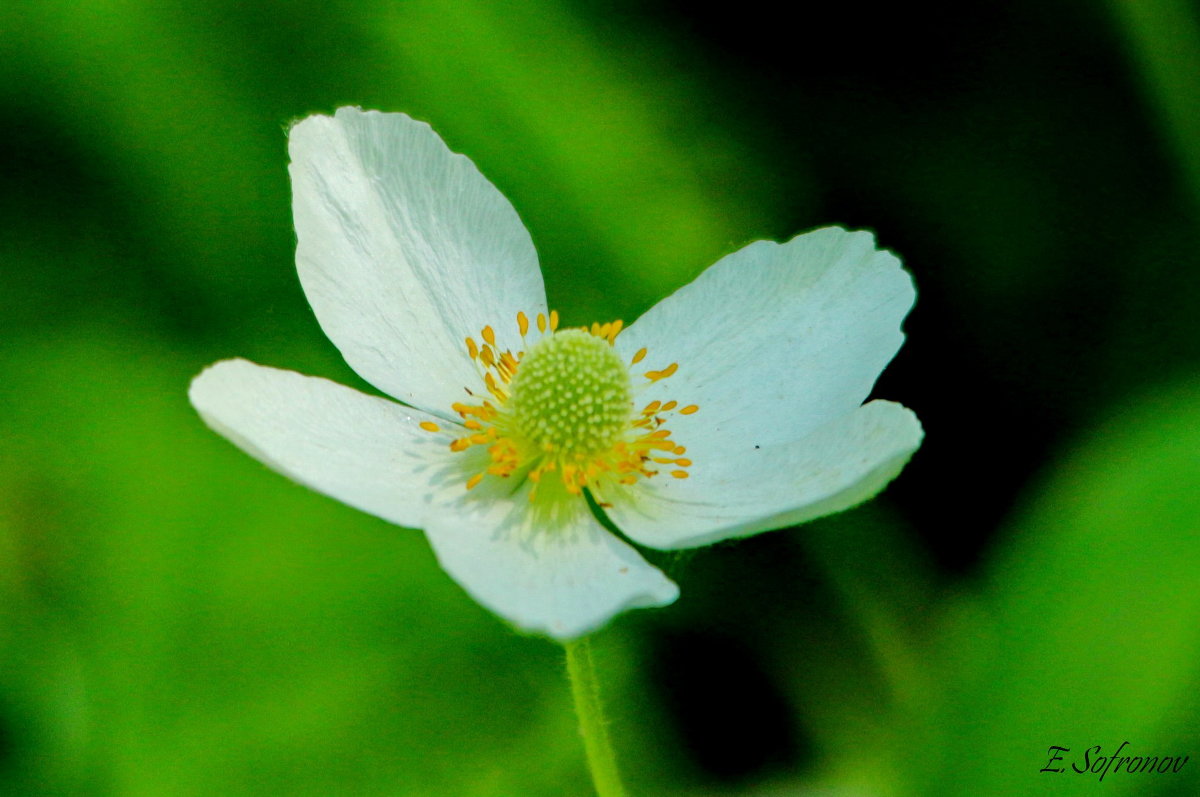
[{"x1": 4, "y1": 1, "x2": 1200, "y2": 794}]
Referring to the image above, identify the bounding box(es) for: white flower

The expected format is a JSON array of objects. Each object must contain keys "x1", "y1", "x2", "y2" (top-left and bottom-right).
[{"x1": 189, "y1": 107, "x2": 922, "y2": 640}]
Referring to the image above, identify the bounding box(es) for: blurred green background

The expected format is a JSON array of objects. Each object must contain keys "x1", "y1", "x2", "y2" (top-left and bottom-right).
[{"x1": 4, "y1": 0, "x2": 1200, "y2": 794}]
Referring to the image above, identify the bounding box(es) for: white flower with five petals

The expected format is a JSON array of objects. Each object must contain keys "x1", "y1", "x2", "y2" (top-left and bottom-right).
[{"x1": 189, "y1": 108, "x2": 922, "y2": 640}]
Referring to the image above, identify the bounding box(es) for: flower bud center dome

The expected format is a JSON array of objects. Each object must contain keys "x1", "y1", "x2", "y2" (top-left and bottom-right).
[{"x1": 508, "y1": 329, "x2": 632, "y2": 457}]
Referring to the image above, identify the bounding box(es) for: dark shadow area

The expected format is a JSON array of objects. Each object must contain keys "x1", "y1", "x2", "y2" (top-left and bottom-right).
[{"x1": 649, "y1": 629, "x2": 806, "y2": 784}]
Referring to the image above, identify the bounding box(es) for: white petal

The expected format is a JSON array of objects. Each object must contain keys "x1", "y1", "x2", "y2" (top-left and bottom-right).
[
  {"x1": 616, "y1": 227, "x2": 914, "y2": 450},
  {"x1": 423, "y1": 489, "x2": 679, "y2": 640},
  {"x1": 603, "y1": 401, "x2": 922, "y2": 549},
  {"x1": 189, "y1": 359, "x2": 464, "y2": 529},
  {"x1": 289, "y1": 108, "x2": 546, "y2": 414}
]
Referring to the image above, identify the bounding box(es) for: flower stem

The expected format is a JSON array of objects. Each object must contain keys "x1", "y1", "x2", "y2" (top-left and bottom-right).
[{"x1": 564, "y1": 636, "x2": 627, "y2": 797}]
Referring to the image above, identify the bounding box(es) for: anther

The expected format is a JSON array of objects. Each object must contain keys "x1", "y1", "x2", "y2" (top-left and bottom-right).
[{"x1": 645, "y1": 363, "x2": 678, "y2": 381}]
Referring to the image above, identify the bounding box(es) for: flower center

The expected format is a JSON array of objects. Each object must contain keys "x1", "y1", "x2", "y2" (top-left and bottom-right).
[
  {"x1": 420, "y1": 312, "x2": 698, "y2": 501},
  {"x1": 508, "y1": 329, "x2": 632, "y2": 459}
]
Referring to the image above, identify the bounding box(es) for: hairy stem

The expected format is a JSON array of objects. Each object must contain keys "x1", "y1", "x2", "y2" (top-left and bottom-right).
[{"x1": 564, "y1": 636, "x2": 627, "y2": 797}]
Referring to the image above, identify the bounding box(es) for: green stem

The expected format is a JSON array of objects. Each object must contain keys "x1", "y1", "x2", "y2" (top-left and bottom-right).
[{"x1": 564, "y1": 636, "x2": 627, "y2": 797}]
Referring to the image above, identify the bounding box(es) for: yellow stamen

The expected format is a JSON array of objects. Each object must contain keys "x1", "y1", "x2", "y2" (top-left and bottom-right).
[
  {"x1": 484, "y1": 372, "x2": 506, "y2": 401},
  {"x1": 608, "y1": 319, "x2": 623, "y2": 343},
  {"x1": 646, "y1": 363, "x2": 679, "y2": 381},
  {"x1": 419, "y1": 421, "x2": 440, "y2": 432},
  {"x1": 631, "y1": 348, "x2": 647, "y2": 364},
  {"x1": 517, "y1": 311, "x2": 529, "y2": 336},
  {"x1": 482, "y1": 325, "x2": 496, "y2": 346},
  {"x1": 465, "y1": 337, "x2": 479, "y2": 360},
  {"x1": 680, "y1": 405, "x2": 699, "y2": 415}
]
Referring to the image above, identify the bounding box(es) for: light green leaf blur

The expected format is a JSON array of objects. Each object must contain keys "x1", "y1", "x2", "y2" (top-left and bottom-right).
[{"x1": 906, "y1": 378, "x2": 1200, "y2": 795}]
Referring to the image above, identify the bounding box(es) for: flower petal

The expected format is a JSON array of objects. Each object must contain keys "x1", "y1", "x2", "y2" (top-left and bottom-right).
[
  {"x1": 423, "y1": 490, "x2": 679, "y2": 640},
  {"x1": 603, "y1": 400, "x2": 922, "y2": 550},
  {"x1": 189, "y1": 358, "x2": 464, "y2": 529},
  {"x1": 616, "y1": 227, "x2": 914, "y2": 449},
  {"x1": 289, "y1": 108, "x2": 546, "y2": 414}
]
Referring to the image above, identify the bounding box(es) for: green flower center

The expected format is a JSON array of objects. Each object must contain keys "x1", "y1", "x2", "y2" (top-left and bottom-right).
[{"x1": 508, "y1": 329, "x2": 632, "y2": 458}]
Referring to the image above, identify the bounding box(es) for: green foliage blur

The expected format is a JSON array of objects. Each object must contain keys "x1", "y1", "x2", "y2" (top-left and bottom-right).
[{"x1": 4, "y1": 0, "x2": 1200, "y2": 794}]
